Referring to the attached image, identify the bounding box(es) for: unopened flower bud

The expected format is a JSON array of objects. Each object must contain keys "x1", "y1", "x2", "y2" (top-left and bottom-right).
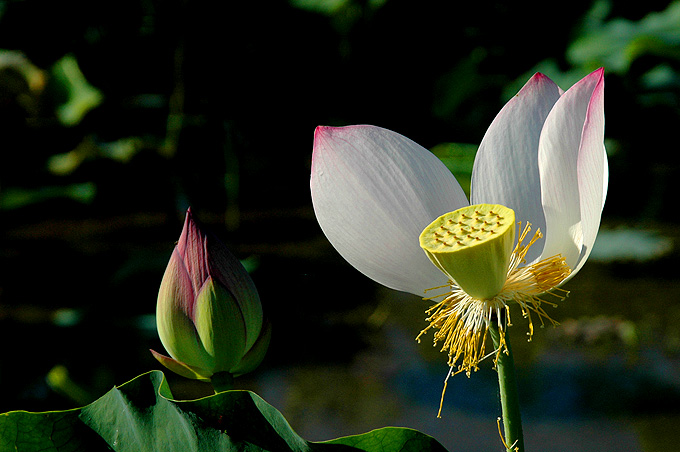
[{"x1": 151, "y1": 208, "x2": 270, "y2": 382}]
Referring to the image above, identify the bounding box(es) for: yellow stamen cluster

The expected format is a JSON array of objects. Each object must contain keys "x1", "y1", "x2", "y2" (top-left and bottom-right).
[{"x1": 417, "y1": 207, "x2": 571, "y2": 416}]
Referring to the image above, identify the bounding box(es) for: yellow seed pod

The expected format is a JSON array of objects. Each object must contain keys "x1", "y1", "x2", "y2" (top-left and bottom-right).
[{"x1": 419, "y1": 204, "x2": 516, "y2": 299}]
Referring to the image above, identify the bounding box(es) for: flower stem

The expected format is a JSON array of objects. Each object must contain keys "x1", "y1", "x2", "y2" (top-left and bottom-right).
[
  {"x1": 211, "y1": 371, "x2": 234, "y2": 393},
  {"x1": 489, "y1": 312, "x2": 524, "y2": 452}
]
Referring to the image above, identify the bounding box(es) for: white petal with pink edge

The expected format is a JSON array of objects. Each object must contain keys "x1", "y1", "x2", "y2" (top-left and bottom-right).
[
  {"x1": 471, "y1": 73, "x2": 562, "y2": 264},
  {"x1": 311, "y1": 125, "x2": 468, "y2": 296},
  {"x1": 573, "y1": 69, "x2": 607, "y2": 277},
  {"x1": 538, "y1": 68, "x2": 607, "y2": 275}
]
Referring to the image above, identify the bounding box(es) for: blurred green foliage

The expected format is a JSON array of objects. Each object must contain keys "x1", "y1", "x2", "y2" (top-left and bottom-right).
[
  {"x1": 429, "y1": 142, "x2": 477, "y2": 197},
  {"x1": 570, "y1": 0, "x2": 680, "y2": 74},
  {"x1": 0, "y1": 0, "x2": 678, "y2": 222}
]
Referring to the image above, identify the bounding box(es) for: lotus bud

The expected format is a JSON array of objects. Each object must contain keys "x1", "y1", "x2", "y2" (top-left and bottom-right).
[{"x1": 151, "y1": 208, "x2": 270, "y2": 385}]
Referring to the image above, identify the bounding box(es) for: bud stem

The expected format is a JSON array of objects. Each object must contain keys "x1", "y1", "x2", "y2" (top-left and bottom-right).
[
  {"x1": 211, "y1": 371, "x2": 234, "y2": 393},
  {"x1": 490, "y1": 311, "x2": 524, "y2": 452}
]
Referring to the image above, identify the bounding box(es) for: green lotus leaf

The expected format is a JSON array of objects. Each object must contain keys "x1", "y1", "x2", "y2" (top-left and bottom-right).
[{"x1": 1, "y1": 371, "x2": 449, "y2": 452}]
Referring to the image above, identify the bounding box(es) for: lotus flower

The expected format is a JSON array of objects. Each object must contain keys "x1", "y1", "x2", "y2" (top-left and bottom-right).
[
  {"x1": 151, "y1": 208, "x2": 270, "y2": 383},
  {"x1": 311, "y1": 69, "x2": 606, "y2": 378}
]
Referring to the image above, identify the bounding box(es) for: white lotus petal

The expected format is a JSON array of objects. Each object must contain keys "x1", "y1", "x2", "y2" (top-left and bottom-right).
[
  {"x1": 538, "y1": 68, "x2": 605, "y2": 272},
  {"x1": 571, "y1": 69, "x2": 607, "y2": 277},
  {"x1": 471, "y1": 73, "x2": 562, "y2": 264},
  {"x1": 311, "y1": 125, "x2": 468, "y2": 295}
]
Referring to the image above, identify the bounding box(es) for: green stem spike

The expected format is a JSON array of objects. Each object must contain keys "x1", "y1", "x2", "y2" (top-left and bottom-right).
[{"x1": 489, "y1": 312, "x2": 524, "y2": 452}]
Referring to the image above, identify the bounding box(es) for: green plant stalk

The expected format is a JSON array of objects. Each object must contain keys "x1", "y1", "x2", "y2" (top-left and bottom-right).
[
  {"x1": 211, "y1": 371, "x2": 234, "y2": 393},
  {"x1": 489, "y1": 314, "x2": 524, "y2": 452}
]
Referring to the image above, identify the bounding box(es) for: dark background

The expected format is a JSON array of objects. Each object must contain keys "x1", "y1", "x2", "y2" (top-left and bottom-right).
[{"x1": 2, "y1": 0, "x2": 680, "y2": 450}]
